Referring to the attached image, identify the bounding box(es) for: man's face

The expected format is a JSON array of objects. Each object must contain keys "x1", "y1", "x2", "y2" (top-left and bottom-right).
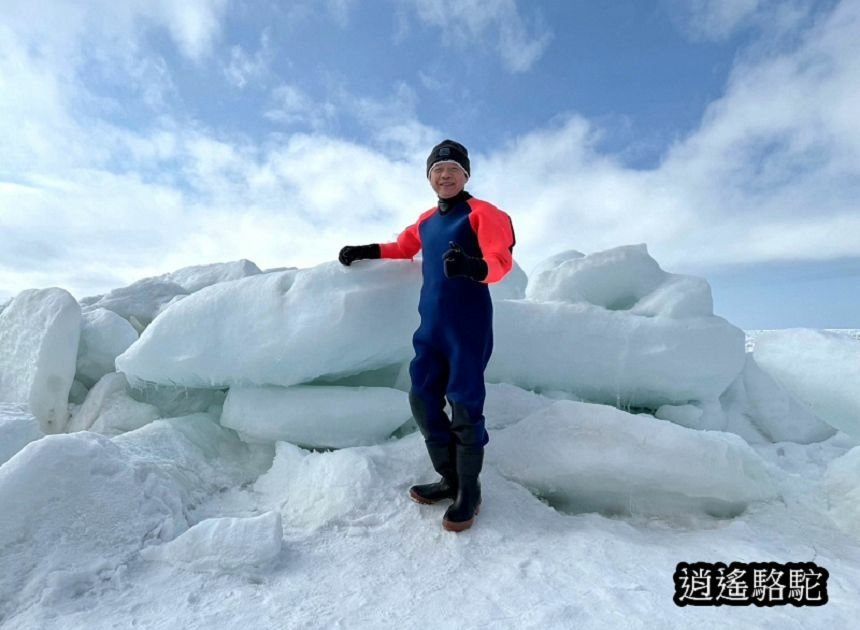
[{"x1": 429, "y1": 162, "x2": 468, "y2": 199}]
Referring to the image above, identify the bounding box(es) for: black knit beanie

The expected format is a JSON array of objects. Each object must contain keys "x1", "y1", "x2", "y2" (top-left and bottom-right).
[{"x1": 426, "y1": 139, "x2": 470, "y2": 178}]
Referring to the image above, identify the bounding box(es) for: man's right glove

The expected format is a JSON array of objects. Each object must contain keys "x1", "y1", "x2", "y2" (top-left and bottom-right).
[
  {"x1": 338, "y1": 244, "x2": 381, "y2": 266},
  {"x1": 442, "y1": 242, "x2": 488, "y2": 281}
]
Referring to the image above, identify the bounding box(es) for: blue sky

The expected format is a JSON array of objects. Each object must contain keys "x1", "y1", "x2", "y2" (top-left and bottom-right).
[{"x1": 1, "y1": 0, "x2": 859, "y2": 328}]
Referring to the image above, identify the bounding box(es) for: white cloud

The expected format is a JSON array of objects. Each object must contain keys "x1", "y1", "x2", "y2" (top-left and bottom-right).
[
  {"x1": 338, "y1": 82, "x2": 439, "y2": 155},
  {"x1": 417, "y1": 71, "x2": 445, "y2": 92},
  {"x1": 0, "y1": 0, "x2": 227, "y2": 64},
  {"x1": 399, "y1": 0, "x2": 553, "y2": 73},
  {"x1": 666, "y1": 0, "x2": 820, "y2": 42},
  {"x1": 0, "y1": 0, "x2": 437, "y2": 301},
  {"x1": 280, "y1": 0, "x2": 356, "y2": 28},
  {"x1": 667, "y1": 0, "x2": 762, "y2": 40},
  {"x1": 323, "y1": 0, "x2": 355, "y2": 28},
  {"x1": 0, "y1": 0, "x2": 228, "y2": 173},
  {"x1": 658, "y1": 0, "x2": 860, "y2": 253},
  {"x1": 225, "y1": 31, "x2": 274, "y2": 89},
  {"x1": 264, "y1": 84, "x2": 337, "y2": 130},
  {"x1": 475, "y1": 117, "x2": 689, "y2": 272},
  {"x1": 0, "y1": 128, "x2": 433, "y2": 300},
  {"x1": 2, "y1": 0, "x2": 860, "y2": 303},
  {"x1": 477, "y1": 0, "x2": 860, "y2": 272},
  {"x1": 155, "y1": 0, "x2": 229, "y2": 61},
  {"x1": 264, "y1": 80, "x2": 438, "y2": 156}
]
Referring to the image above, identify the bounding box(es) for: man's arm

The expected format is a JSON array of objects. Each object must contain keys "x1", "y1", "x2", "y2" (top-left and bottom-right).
[
  {"x1": 378, "y1": 207, "x2": 437, "y2": 259},
  {"x1": 468, "y1": 201, "x2": 515, "y2": 283},
  {"x1": 339, "y1": 207, "x2": 435, "y2": 265}
]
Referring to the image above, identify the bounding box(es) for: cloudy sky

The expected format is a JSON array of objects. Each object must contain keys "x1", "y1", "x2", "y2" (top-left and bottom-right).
[{"x1": 1, "y1": 0, "x2": 858, "y2": 328}]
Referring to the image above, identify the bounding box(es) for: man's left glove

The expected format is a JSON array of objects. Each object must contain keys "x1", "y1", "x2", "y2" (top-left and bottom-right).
[
  {"x1": 442, "y1": 242, "x2": 488, "y2": 281},
  {"x1": 339, "y1": 244, "x2": 381, "y2": 266}
]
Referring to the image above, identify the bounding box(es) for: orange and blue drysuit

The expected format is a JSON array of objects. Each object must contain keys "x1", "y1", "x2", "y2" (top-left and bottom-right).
[{"x1": 379, "y1": 192, "x2": 515, "y2": 449}]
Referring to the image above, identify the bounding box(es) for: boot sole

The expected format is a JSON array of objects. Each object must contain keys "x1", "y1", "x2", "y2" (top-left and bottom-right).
[
  {"x1": 408, "y1": 488, "x2": 457, "y2": 505},
  {"x1": 441, "y1": 505, "x2": 480, "y2": 532},
  {"x1": 409, "y1": 488, "x2": 437, "y2": 505}
]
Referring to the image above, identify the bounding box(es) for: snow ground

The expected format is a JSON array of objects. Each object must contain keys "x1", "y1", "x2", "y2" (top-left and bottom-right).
[
  {"x1": 9, "y1": 457, "x2": 860, "y2": 630},
  {"x1": 4, "y1": 406, "x2": 860, "y2": 630}
]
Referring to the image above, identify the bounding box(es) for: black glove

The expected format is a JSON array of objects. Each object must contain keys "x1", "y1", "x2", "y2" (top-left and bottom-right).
[
  {"x1": 339, "y1": 244, "x2": 381, "y2": 266},
  {"x1": 442, "y1": 242, "x2": 488, "y2": 281}
]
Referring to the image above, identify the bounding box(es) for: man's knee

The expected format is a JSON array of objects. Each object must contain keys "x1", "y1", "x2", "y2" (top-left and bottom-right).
[{"x1": 409, "y1": 391, "x2": 451, "y2": 445}]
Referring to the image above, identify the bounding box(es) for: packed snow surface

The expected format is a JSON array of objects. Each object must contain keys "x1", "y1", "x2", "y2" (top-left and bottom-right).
[
  {"x1": 141, "y1": 511, "x2": 283, "y2": 572},
  {"x1": 4, "y1": 421, "x2": 859, "y2": 629},
  {"x1": 0, "y1": 432, "x2": 184, "y2": 620}
]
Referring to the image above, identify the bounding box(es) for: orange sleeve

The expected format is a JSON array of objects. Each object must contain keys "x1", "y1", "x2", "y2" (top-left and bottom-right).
[
  {"x1": 468, "y1": 200, "x2": 515, "y2": 284},
  {"x1": 378, "y1": 207, "x2": 436, "y2": 259}
]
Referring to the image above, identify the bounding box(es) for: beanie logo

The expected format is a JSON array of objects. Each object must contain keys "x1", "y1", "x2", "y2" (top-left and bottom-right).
[{"x1": 439, "y1": 147, "x2": 450, "y2": 156}]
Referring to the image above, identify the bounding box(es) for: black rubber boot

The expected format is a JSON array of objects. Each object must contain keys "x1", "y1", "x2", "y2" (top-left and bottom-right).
[
  {"x1": 407, "y1": 393, "x2": 458, "y2": 504},
  {"x1": 409, "y1": 442, "x2": 458, "y2": 504},
  {"x1": 442, "y1": 446, "x2": 483, "y2": 532},
  {"x1": 449, "y1": 401, "x2": 486, "y2": 448}
]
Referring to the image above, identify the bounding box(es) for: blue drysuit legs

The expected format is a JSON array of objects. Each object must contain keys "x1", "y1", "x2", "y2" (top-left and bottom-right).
[{"x1": 408, "y1": 286, "x2": 493, "y2": 449}]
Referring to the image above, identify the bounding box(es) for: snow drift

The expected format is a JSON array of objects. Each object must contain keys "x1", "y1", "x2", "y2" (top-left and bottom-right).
[
  {"x1": 0, "y1": 413, "x2": 273, "y2": 620},
  {"x1": 141, "y1": 511, "x2": 283, "y2": 572}
]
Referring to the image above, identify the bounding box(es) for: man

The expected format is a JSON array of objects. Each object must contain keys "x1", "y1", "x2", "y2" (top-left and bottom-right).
[{"x1": 339, "y1": 139, "x2": 515, "y2": 532}]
